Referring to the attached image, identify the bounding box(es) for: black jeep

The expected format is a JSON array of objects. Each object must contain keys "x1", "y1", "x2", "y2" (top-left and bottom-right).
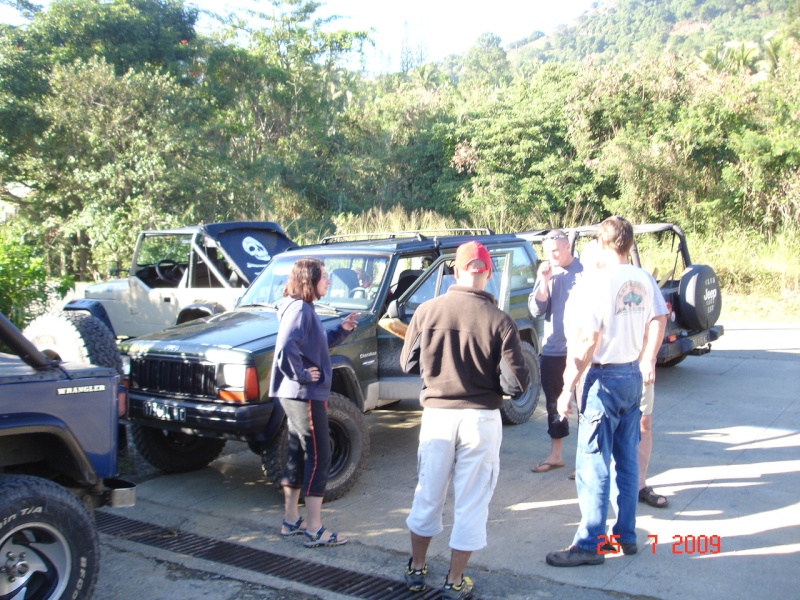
[{"x1": 120, "y1": 229, "x2": 543, "y2": 501}]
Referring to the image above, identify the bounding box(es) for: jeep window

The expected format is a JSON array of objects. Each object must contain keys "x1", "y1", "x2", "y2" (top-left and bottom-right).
[
  {"x1": 631, "y1": 230, "x2": 686, "y2": 284},
  {"x1": 403, "y1": 252, "x2": 507, "y2": 316},
  {"x1": 400, "y1": 247, "x2": 524, "y2": 319},
  {"x1": 509, "y1": 245, "x2": 537, "y2": 291},
  {"x1": 133, "y1": 233, "x2": 192, "y2": 288},
  {"x1": 239, "y1": 254, "x2": 389, "y2": 312},
  {"x1": 136, "y1": 234, "x2": 191, "y2": 267}
]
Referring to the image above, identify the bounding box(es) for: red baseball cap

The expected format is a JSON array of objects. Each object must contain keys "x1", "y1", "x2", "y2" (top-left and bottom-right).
[{"x1": 455, "y1": 241, "x2": 492, "y2": 274}]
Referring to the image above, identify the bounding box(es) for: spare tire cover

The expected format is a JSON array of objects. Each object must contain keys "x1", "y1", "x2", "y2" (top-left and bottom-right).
[{"x1": 678, "y1": 264, "x2": 721, "y2": 330}]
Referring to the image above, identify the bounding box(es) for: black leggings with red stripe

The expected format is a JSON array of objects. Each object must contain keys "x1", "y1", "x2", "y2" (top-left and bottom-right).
[{"x1": 279, "y1": 397, "x2": 330, "y2": 497}]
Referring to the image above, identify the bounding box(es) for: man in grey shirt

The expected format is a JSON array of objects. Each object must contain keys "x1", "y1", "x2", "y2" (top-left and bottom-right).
[{"x1": 529, "y1": 230, "x2": 583, "y2": 473}]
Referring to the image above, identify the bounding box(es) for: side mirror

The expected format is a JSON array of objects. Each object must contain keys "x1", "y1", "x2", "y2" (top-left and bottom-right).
[{"x1": 107, "y1": 261, "x2": 120, "y2": 278}]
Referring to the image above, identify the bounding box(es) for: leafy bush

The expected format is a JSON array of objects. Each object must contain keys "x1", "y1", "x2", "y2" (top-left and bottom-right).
[{"x1": 0, "y1": 223, "x2": 74, "y2": 329}]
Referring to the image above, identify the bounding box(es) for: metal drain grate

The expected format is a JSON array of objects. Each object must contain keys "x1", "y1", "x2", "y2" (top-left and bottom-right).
[{"x1": 96, "y1": 511, "x2": 444, "y2": 600}]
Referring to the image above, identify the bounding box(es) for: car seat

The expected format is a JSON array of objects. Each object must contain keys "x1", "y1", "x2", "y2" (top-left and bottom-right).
[{"x1": 329, "y1": 268, "x2": 360, "y2": 297}]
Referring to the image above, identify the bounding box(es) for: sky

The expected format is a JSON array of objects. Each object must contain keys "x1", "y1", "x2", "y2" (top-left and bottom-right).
[{"x1": 1, "y1": 0, "x2": 599, "y2": 72}]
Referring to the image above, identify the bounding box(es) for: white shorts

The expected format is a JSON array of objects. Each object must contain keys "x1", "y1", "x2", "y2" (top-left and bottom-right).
[
  {"x1": 640, "y1": 383, "x2": 655, "y2": 416},
  {"x1": 406, "y1": 407, "x2": 501, "y2": 552}
]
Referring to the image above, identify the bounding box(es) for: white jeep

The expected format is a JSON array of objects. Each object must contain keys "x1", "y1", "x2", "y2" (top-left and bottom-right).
[{"x1": 24, "y1": 222, "x2": 296, "y2": 359}]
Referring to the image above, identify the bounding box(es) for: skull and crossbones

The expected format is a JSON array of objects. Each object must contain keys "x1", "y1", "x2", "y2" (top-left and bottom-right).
[{"x1": 243, "y1": 236, "x2": 270, "y2": 268}]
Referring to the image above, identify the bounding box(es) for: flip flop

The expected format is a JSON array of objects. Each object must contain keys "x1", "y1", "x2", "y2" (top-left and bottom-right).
[
  {"x1": 638, "y1": 486, "x2": 669, "y2": 508},
  {"x1": 532, "y1": 461, "x2": 565, "y2": 473}
]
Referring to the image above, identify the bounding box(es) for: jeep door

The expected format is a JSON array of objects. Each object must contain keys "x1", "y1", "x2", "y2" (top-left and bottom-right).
[{"x1": 376, "y1": 247, "x2": 520, "y2": 402}]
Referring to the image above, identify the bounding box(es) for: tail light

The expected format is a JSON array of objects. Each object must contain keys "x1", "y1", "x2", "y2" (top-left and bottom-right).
[{"x1": 117, "y1": 383, "x2": 129, "y2": 418}]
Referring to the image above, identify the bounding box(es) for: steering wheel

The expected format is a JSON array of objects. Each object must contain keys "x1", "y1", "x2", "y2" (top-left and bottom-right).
[
  {"x1": 155, "y1": 259, "x2": 184, "y2": 284},
  {"x1": 349, "y1": 287, "x2": 368, "y2": 299}
]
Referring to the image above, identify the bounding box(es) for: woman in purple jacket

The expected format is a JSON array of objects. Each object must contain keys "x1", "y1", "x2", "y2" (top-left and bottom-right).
[{"x1": 269, "y1": 257, "x2": 358, "y2": 547}]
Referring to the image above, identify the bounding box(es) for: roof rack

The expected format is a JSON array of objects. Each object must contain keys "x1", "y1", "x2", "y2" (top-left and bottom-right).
[{"x1": 319, "y1": 228, "x2": 494, "y2": 244}]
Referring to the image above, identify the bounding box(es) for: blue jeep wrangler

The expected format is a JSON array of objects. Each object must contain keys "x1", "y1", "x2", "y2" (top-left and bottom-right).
[{"x1": 0, "y1": 312, "x2": 135, "y2": 599}]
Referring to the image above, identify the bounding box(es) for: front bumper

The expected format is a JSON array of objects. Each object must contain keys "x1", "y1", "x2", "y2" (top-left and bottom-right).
[
  {"x1": 658, "y1": 324, "x2": 725, "y2": 363},
  {"x1": 127, "y1": 391, "x2": 277, "y2": 438}
]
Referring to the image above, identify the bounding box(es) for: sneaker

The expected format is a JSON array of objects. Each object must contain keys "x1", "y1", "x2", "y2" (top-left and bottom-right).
[
  {"x1": 546, "y1": 545, "x2": 605, "y2": 567},
  {"x1": 601, "y1": 541, "x2": 638, "y2": 555},
  {"x1": 404, "y1": 558, "x2": 427, "y2": 592},
  {"x1": 442, "y1": 575, "x2": 474, "y2": 600}
]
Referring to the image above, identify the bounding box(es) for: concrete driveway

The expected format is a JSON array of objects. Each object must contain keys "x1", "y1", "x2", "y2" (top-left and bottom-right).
[{"x1": 96, "y1": 320, "x2": 800, "y2": 599}]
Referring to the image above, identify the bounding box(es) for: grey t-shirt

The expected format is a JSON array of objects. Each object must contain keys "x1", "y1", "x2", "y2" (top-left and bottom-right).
[{"x1": 529, "y1": 259, "x2": 583, "y2": 356}]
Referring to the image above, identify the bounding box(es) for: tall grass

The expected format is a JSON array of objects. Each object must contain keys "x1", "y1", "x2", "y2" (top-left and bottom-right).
[{"x1": 692, "y1": 230, "x2": 800, "y2": 321}]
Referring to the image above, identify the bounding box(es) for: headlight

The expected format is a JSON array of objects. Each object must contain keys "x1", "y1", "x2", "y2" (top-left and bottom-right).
[
  {"x1": 220, "y1": 363, "x2": 246, "y2": 388},
  {"x1": 218, "y1": 364, "x2": 259, "y2": 402}
]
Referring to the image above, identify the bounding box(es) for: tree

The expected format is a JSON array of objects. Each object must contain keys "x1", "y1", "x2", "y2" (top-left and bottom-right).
[
  {"x1": 202, "y1": 0, "x2": 369, "y2": 222},
  {"x1": 0, "y1": 219, "x2": 73, "y2": 329},
  {"x1": 450, "y1": 63, "x2": 598, "y2": 229},
  {"x1": 1, "y1": 0, "x2": 201, "y2": 205},
  {"x1": 10, "y1": 57, "x2": 222, "y2": 278},
  {"x1": 458, "y1": 33, "x2": 511, "y2": 89}
]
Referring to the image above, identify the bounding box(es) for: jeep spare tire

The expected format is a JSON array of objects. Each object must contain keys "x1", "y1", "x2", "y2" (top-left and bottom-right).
[
  {"x1": 678, "y1": 264, "x2": 721, "y2": 330},
  {"x1": 261, "y1": 392, "x2": 370, "y2": 502},
  {"x1": 23, "y1": 310, "x2": 122, "y2": 374}
]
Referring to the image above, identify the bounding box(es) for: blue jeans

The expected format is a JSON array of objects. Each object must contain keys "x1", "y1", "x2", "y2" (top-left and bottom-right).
[{"x1": 572, "y1": 362, "x2": 642, "y2": 552}]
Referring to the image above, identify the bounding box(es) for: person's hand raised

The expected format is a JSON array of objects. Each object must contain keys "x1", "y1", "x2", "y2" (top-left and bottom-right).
[{"x1": 341, "y1": 312, "x2": 359, "y2": 331}]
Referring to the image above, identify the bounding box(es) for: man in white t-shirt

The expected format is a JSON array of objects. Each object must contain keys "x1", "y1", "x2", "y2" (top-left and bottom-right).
[{"x1": 546, "y1": 217, "x2": 667, "y2": 567}]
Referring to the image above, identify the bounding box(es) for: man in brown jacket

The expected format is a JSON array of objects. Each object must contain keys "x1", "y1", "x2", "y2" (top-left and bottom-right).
[{"x1": 400, "y1": 241, "x2": 530, "y2": 600}]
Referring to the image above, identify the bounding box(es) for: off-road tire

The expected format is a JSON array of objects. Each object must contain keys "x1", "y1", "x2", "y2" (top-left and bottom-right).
[
  {"x1": 501, "y1": 341, "x2": 541, "y2": 425},
  {"x1": 23, "y1": 310, "x2": 122, "y2": 374},
  {"x1": 678, "y1": 264, "x2": 722, "y2": 331},
  {"x1": 261, "y1": 392, "x2": 370, "y2": 503},
  {"x1": 131, "y1": 424, "x2": 226, "y2": 473},
  {"x1": 0, "y1": 475, "x2": 100, "y2": 600}
]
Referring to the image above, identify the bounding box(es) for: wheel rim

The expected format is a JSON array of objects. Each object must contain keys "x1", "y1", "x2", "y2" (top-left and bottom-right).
[{"x1": 0, "y1": 522, "x2": 71, "y2": 600}]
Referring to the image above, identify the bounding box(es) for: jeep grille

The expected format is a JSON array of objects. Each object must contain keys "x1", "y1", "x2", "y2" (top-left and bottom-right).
[{"x1": 130, "y1": 357, "x2": 217, "y2": 397}]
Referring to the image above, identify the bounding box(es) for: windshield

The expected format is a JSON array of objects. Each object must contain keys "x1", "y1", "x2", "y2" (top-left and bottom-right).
[{"x1": 239, "y1": 253, "x2": 389, "y2": 312}]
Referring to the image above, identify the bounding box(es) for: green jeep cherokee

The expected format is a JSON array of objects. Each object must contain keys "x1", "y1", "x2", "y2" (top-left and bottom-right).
[{"x1": 120, "y1": 230, "x2": 542, "y2": 501}]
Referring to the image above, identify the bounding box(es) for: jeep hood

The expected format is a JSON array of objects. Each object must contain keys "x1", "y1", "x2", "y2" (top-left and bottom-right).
[
  {"x1": 82, "y1": 278, "x2": 129, "y2": 299},
  {"x1": 121, "y1": 309, "x2": 342, "y2": 357}
]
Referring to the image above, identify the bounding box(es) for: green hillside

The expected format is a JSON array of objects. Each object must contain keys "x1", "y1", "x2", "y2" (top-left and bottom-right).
[{"x1": 512, "y1": 0, "x2": 793, "y2": 65}]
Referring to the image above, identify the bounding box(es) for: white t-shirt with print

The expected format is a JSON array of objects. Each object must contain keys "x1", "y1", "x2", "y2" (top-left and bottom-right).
[{"x1": 568, "y1": 263, "x2": 661, "y2": 365}]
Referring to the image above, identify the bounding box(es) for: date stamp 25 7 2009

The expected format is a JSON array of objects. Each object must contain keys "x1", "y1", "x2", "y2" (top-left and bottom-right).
[{"x1": 598, "y1": 534, "x2": 722, "y2": 555}]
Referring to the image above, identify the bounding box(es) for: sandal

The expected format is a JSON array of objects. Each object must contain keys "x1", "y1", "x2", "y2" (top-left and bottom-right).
[
  {"x1": 638, "y1": 486, "x2": 668, "y2": 508},
  {"x1": 280, "y1": 517, "x2": 306, "y2": 537},
  {"x1": 532, "y1": 461, "x2": 565, "y2": 473},
  {"x1": 303, "y1": 526, "x2": 348, "y2": 548}
]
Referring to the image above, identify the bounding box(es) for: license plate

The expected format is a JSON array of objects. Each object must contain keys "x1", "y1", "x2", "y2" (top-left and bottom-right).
[
  {"x1": 691, "y1": 332, "x2": 709, "y2": 347},
  {"x1": 143, "y1": 401, "x2": 186, "y2": 422}
]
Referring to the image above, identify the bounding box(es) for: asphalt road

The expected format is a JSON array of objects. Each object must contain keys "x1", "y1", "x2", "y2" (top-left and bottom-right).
[{"x1": 95, "y1": 320, "x2": 800, "y2": 600}]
